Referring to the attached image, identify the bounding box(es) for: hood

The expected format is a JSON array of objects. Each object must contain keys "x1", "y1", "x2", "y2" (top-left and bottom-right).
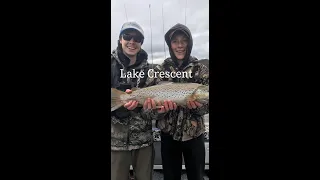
[
  {"x1": 164, "y1": 23, "x2": 193, "y2": 69},
  {"x1": 111, "y1": 48, "x2": 149, "y2": 70},
  {"x1": 163, "y1": 56, "x2": 199, "y2": 70}
]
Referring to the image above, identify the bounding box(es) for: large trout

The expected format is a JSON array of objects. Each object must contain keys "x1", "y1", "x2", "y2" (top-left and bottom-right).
[{"x1": 111, "y1": 82, "x2": 209, "y2": 111}]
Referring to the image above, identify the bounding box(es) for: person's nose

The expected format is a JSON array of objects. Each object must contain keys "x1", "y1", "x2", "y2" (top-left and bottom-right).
[{"x1": 129, "y1": 38, "x2": 135, "y2": 43}]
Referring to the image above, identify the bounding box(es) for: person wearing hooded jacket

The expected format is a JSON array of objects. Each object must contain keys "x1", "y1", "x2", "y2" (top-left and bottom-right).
[
  {"x1": 145, "y1": 23, "x2": 209, "y2": 180},
  {"x1": 111, "y1": 21, "x2": 168, "y2": 180}
]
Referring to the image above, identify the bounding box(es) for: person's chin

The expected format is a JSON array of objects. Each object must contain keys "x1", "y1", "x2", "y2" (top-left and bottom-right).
[
  {"x1": 125, "y1": 51, "x2": 137, "y2": 57},
  {"x1": 176, "y1": 55, "x2": 185, "y2": 60},
  {"x1": 174, "y1": 53, "x2": 185, "y2": 59}
]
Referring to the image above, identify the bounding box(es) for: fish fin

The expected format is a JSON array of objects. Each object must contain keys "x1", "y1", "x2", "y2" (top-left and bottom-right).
[
  {"x1": 157, "y1": 81, "x2": 174, "y2": 85},
  {"x1": 144, "y1": 106, "x2": 164, "y2": 109},
  {"x1": 186, "y1": 85, "x2": 208, "y2": 102},
  {"x1": 187, "y1": 93, "x2": 197, "y2": 102},
  {"x1": 111, "y1": 88, "x2": 126, "y2": 111},
  {"x1": 155, "y1": 106, "x2": 163, "y2": 109},
  {"x1": 111, "y1": 104, "x2": 124, "y2": 112},
  {"x1": 180, "y1": 104, "x2": 187, "y2": 108}
]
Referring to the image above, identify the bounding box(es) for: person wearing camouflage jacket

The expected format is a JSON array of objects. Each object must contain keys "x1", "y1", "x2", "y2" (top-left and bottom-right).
[
  {"x1": 111, "y1": 22, "x2": 157, "y2": 180},
  {"x1": 145, "y1": 23, "x2": 209, "y2": 180}
]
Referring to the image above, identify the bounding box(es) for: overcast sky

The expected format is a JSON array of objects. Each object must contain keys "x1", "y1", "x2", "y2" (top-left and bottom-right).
[{"x1": 111, "y1": 0, "x2": 209, "y2": 65}]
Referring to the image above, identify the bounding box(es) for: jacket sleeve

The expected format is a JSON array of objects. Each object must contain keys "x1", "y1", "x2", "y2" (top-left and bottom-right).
[
  {"x1": 190, "y1": 63, "x2": 210, "y2": 117},
  {"x1": 111, "y1": 107, "x2": 132, "y2": 125},
  {"x1": 140, "y1": 108, "x2": 167, "y2": 121},
  {"x1": 110, "y1": 53, "x2": 132, "y2": 125}
]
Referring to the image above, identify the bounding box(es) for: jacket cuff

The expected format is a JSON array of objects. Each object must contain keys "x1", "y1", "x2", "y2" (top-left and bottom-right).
[{"x1": 190, "y1": 103, "x2": 209, "y2": 117}]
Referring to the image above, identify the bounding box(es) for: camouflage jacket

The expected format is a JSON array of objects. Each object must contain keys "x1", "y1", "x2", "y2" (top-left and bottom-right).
[
  {"x1": 111, "y1": 48, "x2": 158, "y2": 151},
  {"x1": 145, "y1": 57, "x2": 209, "y2": 141}
]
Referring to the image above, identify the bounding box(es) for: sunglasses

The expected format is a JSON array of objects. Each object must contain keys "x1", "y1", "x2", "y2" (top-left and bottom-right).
[{"x1": 122, "y1": 34, "x2": 143, "y2": 43}]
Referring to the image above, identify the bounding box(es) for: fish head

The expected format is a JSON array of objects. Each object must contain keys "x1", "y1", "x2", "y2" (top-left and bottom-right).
[{"x1": 194, "y1": 85, "x2": 209, "y2": 103}]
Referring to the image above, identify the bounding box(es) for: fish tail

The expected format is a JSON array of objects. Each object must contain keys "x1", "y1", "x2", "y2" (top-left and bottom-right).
[{"x1": 111, "y1": 88, "x2": 126, "y2": 111}]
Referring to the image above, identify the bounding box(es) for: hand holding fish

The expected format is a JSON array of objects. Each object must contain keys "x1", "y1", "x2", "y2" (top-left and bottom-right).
[
  {"x1": 123, "y1": 89, "x2": 177, "y2": 112},
  {"x1": 159, "y1": 100, "x2": 177, "y2": 112},
  {"x1": 143, "y1": 98, "x2": 177, "y2": 113},
  {"x1": 123, "y1": 89, "x2": 139, "y2": 110},
  {"x1": 111, "y1": 83, "x2": 209, "y2": 112},
  {"x1": 187, "y1": 100, "x2": 203, "y2": 109}
]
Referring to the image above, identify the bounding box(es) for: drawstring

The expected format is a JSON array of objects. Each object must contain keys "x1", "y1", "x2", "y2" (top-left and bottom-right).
[
  {"x1": 135, "y1": 69, "x2": 143, "y2": 88},
  {"x1": 126, "y1": 69, "x2": 143, "y2": 88}
]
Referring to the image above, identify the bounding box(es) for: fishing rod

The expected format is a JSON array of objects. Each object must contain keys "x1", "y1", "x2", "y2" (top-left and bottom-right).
[
  {"x1": 185, "y1": 0, "x2": 187, "y2": 25},
  {"x1": 124, "y1": 4, "x2": 128, "y2": 22},
  {"x1": 149, "y1": 4, "x2": 154, "y2": 66},
  {"x1": 162, "y1": 3, "x2": 166, "y2": 59}
]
